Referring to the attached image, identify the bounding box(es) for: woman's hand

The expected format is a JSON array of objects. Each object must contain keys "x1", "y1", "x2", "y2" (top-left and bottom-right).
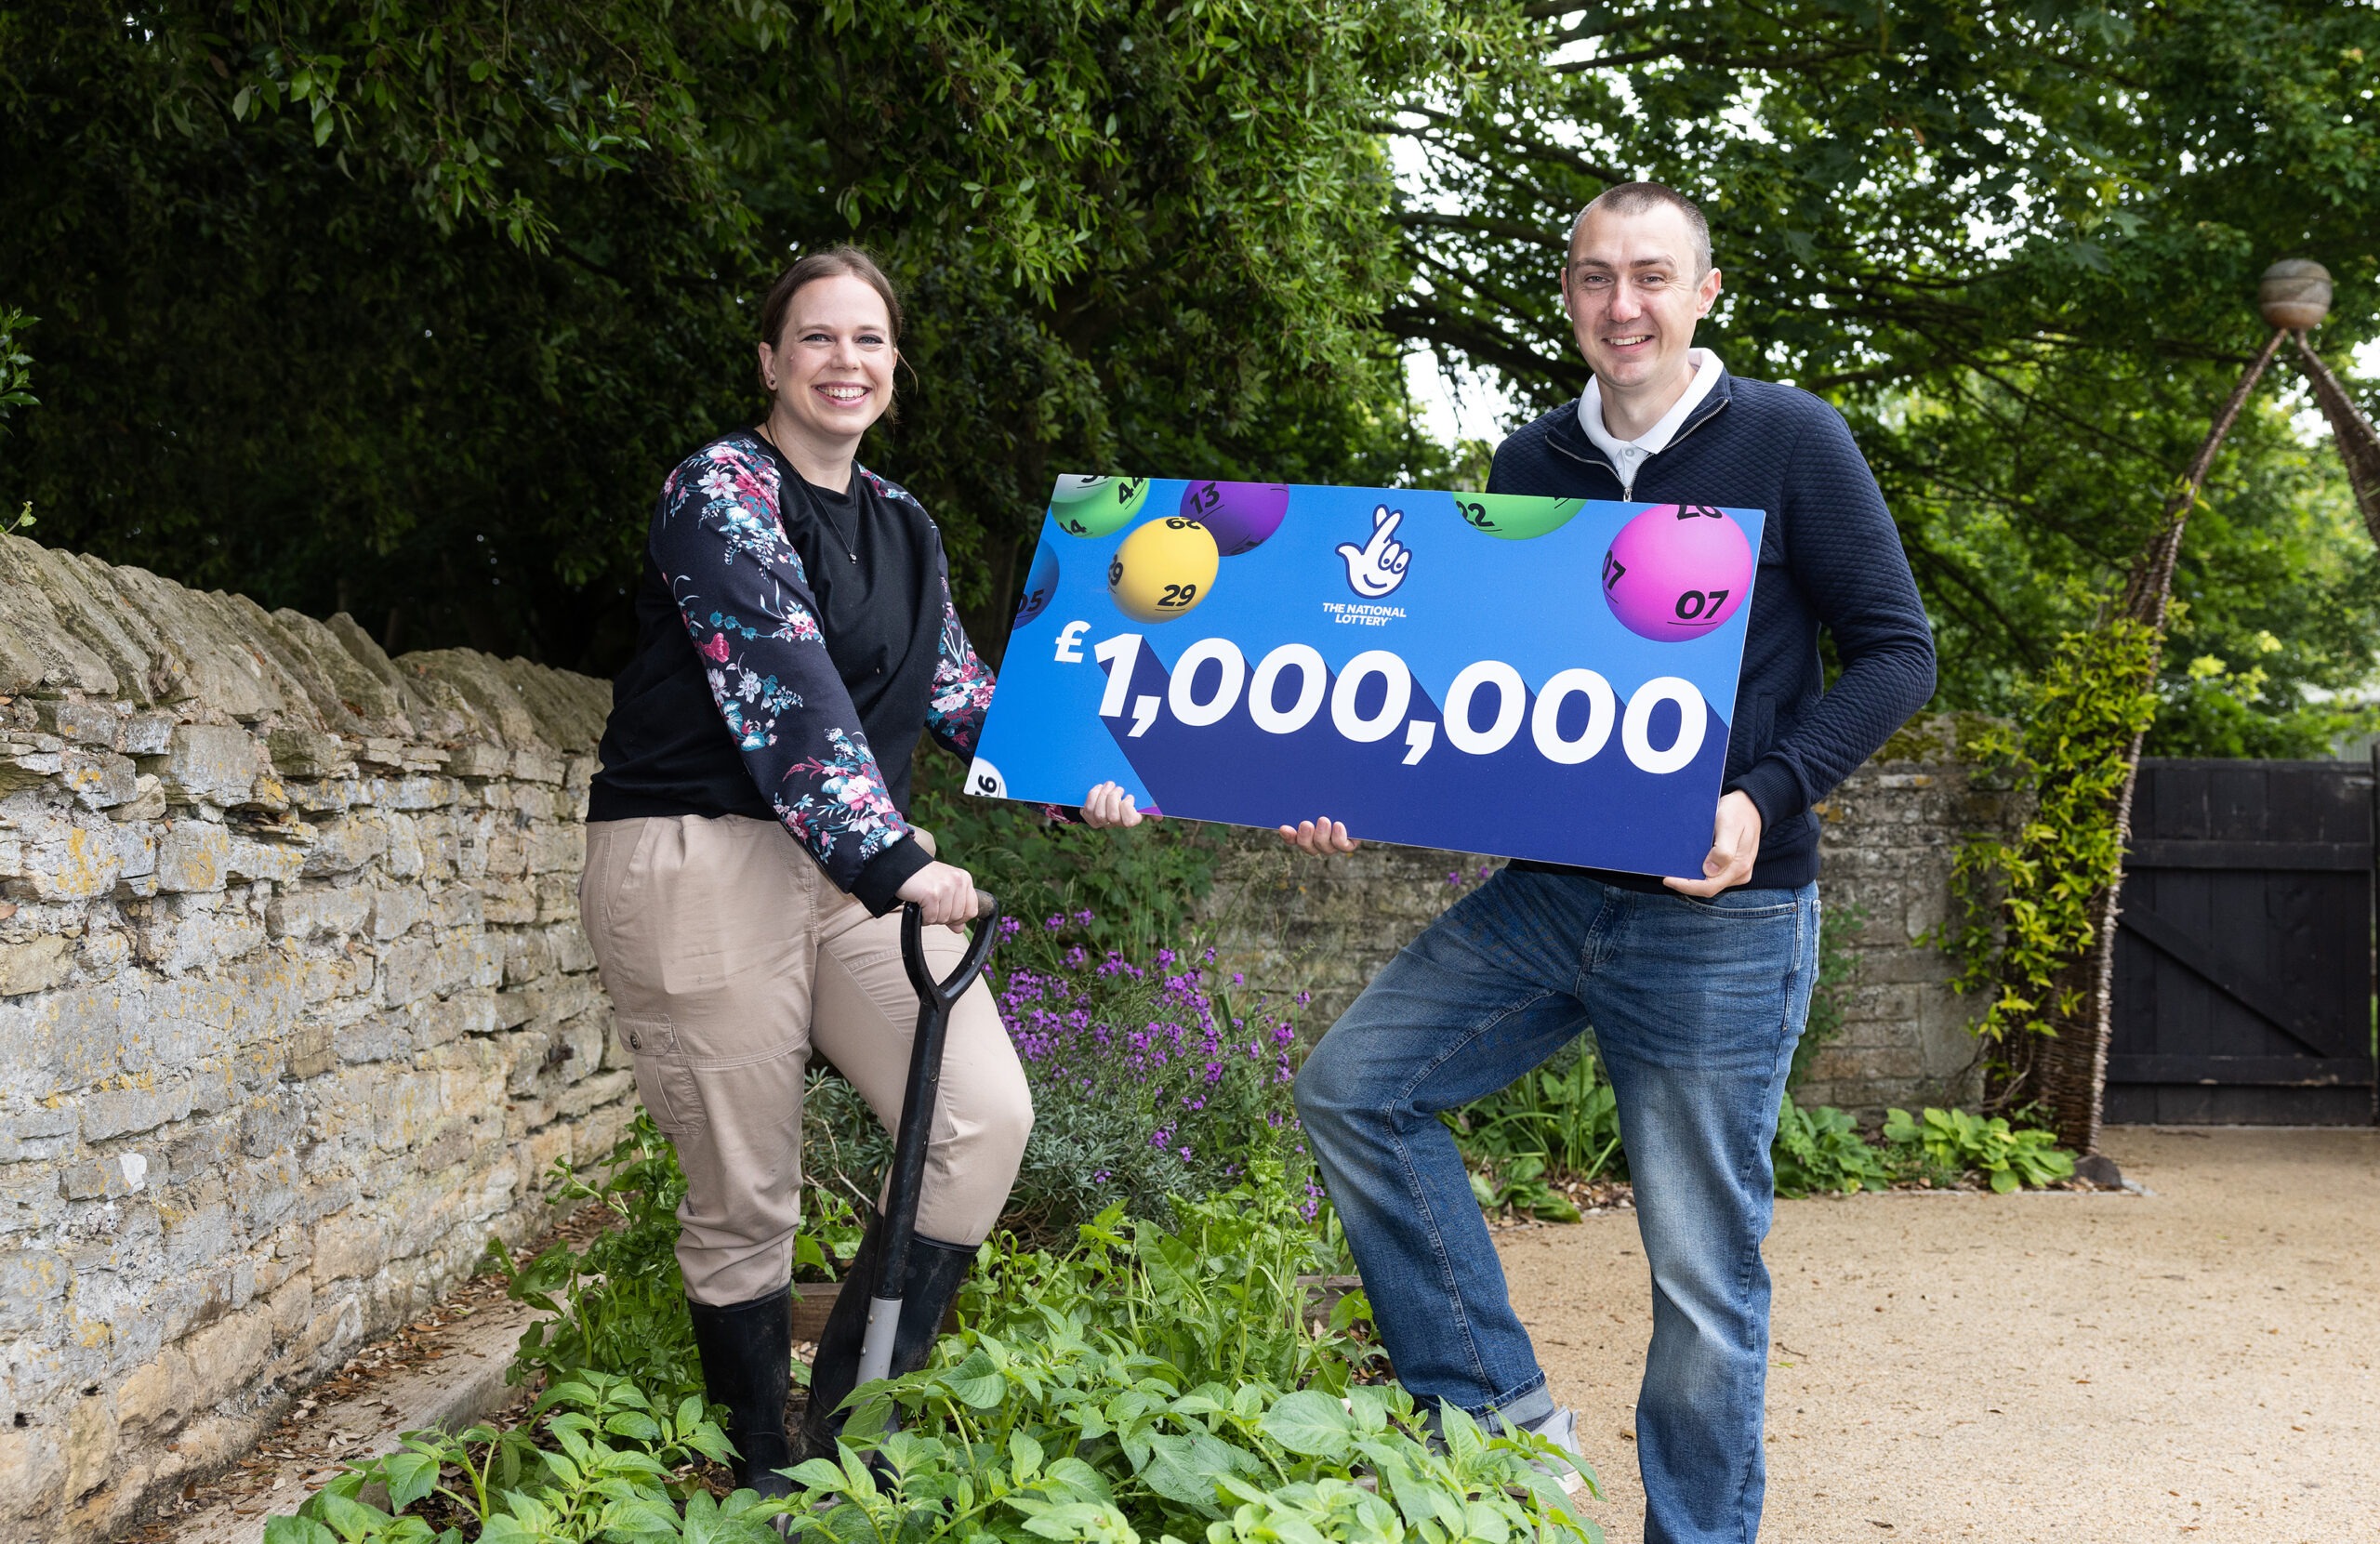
[
  {"x1": 1277, "y1": 815, "x2": 1360, "y2": 856},
  {"x1": 1081, "y1": 781, "x2": 1159, "y2": 830},
  {"x1": 897, "y1": 860, "x2": 980, "y2": 929}
]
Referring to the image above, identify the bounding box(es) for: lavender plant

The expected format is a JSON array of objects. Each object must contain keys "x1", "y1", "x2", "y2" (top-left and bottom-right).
[{"x1": 804, "y1": 911, "x2": 1317, "y2": 1240}]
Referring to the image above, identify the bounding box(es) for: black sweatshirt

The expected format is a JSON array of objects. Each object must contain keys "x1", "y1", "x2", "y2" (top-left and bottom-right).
[
  {"x1": 1489, "y1": 365, "x2": 1937, "y2": 890},
  {"x1": 587, "y1": 430, "x2": 999, "y2": 913}
]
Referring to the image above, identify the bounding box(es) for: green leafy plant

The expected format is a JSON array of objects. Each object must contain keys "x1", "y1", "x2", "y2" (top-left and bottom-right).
[
  {"x1": 2, "y1": 307, "x2": 35, "y2": 540},
  {"x1": 1444, "y1": 1043, "x2": 1625, "y2": 1220},
  {"x1": 270, "y1": 1371, "x2": 762, "y2": 1544},
  {"x1": 1467, "y1": 1152, "x2": 1581, "y2": 1224},
  {"x1": 964, "y1": 1176, "x2": 1376, "y2": 1399},
  {"x1": 803, "y1": 1365, "x2": 1595, "y2": 1544},
  {"x1": 1771, "y1": 1100, "x2": 1894, "y2": 1198},
  {"x1": 1883, "y1": 1106, "x2": 2078, "y2": 1194}
]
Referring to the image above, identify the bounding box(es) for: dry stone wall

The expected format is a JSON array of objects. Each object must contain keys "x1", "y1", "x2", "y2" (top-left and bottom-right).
[
  {"x1": 1200, "y1": 715, "x2": 2015, "y2": 1115},
  {"x1": 0, "y1": 534, "x2": 635, "y2": 1544},
  {"x1": 1796, "y1": 716, "x2": 2016, "y2": 1114}
]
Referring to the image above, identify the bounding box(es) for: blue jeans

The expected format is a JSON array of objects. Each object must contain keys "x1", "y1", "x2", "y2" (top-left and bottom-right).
[{"x1": 1295, "y1": 868, "x2": 1818, "y2": 1544}]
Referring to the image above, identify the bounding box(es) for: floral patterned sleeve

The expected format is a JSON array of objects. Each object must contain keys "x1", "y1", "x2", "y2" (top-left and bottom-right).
[
  {"x1": 922, "y1": 565, "x2": 996, "y2": 761},
  {"x1": 653, "y1": 439, "x2": 930, "y2": 904},
  {"x1": 919, "y1": 558, "x2": 1078, "y2": 825}
]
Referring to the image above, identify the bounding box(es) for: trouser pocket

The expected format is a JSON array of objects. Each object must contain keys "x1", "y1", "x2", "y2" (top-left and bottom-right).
[{"x1": 619, "y1": 1015, "x2": 705, "y2": 1135}]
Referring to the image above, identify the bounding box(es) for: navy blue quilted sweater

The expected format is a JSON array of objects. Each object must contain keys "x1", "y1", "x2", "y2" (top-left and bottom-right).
[{"x1": 1490, "y1": 363, "x2": 1937, "y2": 889}]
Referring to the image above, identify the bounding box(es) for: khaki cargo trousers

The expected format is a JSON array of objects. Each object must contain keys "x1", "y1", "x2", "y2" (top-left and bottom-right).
[{"x1": 580, "y1": 814, "x2": 1032, "y2": 1306}]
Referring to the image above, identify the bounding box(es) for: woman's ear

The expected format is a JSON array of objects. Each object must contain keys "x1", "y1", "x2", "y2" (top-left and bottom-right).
[{"x1": 755, "y1": 340, "x2": 777, "y2": 393}]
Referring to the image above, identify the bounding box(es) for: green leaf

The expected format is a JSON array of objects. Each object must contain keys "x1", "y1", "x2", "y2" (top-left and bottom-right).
[
  {"x1": 380, "y1": 1449, "x2": 441, "y2": 1513},
  {"x1": 311, "y1": 1490, "x2": 392, "y2": 1541},
  {"x1": 947, "y1": 1371, "x2": 1009, "y2": 1408},
  {"x1": 263, "y1": 1519, "x2": 337, "y2": 1544},
  {"x1": 787, "y1": 1457, "x2": 849, "y2": 1491},
  {"x1": 1257, "y1": 1390, "x2": 1355, "y2": 1458}
]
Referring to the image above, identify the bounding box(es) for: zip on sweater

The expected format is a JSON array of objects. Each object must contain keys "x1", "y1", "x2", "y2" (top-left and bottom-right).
[{"x1": 1554, "y1": 395, "x2": 1731, "y2": 497}]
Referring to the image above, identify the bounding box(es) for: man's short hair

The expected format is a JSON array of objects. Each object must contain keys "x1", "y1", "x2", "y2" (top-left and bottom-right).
[{"x1": 1568, "y1": 182, "x2": 1712, "y2": 277}]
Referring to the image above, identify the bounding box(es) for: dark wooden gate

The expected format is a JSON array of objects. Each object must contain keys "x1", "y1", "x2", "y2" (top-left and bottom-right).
[{"x1": 2107, "y1": 755, "x2": 2378, "y2": 1125}]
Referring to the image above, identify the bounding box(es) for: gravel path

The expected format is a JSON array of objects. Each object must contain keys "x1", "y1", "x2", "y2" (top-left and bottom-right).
[{"x1": 1500, "y1": 1127, "x2": 2380, "y2": 1543}]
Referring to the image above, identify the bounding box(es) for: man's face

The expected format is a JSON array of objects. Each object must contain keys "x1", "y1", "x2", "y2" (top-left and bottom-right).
[{"x1": 1561, "y1": 205, "x2": 1723, "y2": 394}]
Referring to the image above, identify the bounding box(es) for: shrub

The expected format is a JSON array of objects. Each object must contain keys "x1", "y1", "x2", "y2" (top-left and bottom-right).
[
  {"x1": 271, "y1": 1371, "x2": 759, "y2": 1544},
  {"x1": 1772, "y1": 1099, "x2": 1894, "y2": 1197},
  {"x1": 803, "y1": 915, "x2": 1316, "y2": 1241},
  {"x1": 815, "y1": 1179, "x2": 1597, "y2": 1544},
  {"x1": 1883, "y1": 1105, "x2": 2078, "y2": 1193},
  {"x1": 293, "y1": 1177, "x2": 1606, "y2": 1544},
  {"x1": 1448, "y1": 1049, "x2": 2081, "y2": 1203}
]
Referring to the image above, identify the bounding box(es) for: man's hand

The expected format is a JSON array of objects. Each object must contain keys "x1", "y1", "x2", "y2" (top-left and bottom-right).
[
  {"x1": 1081, "y1": 781, "x2": 1158, "y2": 830},
  {"x1": 1664, "y1": 791, "x2": 1763, "y2": 897},
  {"x1": 896, "y1": 859, "x2": 980, "y2": 930},
  {"x1": 1278, "y1": 814, "x2": 1360, "y2": 856}
]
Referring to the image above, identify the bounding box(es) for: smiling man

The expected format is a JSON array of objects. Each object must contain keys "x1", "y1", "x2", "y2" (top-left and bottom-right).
[{"x1": 1283, "y1": 183, "x2": 1937, "y2": 1542}]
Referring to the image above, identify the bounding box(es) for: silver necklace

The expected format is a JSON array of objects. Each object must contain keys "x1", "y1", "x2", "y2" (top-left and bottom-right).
[{"x1": 757, "y1": 423, "x2": 860, "y2": 565}]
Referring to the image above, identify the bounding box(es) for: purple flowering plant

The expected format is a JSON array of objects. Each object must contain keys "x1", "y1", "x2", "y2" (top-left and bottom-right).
[{"x1": 985, "y1": 907, "x2": 1317, "y2": 1234}]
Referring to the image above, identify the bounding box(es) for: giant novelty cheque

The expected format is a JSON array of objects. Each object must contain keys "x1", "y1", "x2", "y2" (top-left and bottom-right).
[{"x1": 968, "y1": 476, "x2": 1767, "y2": 877}]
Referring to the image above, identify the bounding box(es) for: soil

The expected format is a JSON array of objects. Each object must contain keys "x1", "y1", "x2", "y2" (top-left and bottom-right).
[{"x1": 1501, "y1": 1127, "x2": 2380, "y2": 1543}]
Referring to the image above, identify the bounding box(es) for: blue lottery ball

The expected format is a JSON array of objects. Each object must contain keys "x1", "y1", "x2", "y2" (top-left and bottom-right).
[{"x1": 1014, "y1": 542, "x2": 1060, "y2": 628}]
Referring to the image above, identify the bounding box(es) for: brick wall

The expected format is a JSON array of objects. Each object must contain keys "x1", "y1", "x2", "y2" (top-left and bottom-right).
[{"x1": 0, "y1": 534, "x2": 636, "y2": 1543}]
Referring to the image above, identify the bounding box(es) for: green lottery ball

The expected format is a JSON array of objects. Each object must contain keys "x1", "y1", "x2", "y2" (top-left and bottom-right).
[
  {"x1": 1453, "y1": 492, "x2": 1585, "y2": 540},
  {"x1": 1050, "y1": 475, "x2": 1151, "y2": 537},
  {"x1": 1107, "y1": 516, "x2": 1220, "y2": 623}
]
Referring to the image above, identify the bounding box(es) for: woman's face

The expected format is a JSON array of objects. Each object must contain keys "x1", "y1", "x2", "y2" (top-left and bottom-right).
[{"x1": 759, "y1": 273, "x2": 897, "y2": 445}]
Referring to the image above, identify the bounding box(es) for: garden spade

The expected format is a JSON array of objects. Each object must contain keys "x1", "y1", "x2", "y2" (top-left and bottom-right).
[{"x1": 853, "y1": 889, "x2": 1001, "y2": 1390}]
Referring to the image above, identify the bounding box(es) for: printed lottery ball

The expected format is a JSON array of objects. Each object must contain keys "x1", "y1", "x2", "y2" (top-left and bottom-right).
[
  {"x1": 1107, "y1": 516, "x2": 1220, "y2": 623},
  {"x1": 1050, "y1": 474, "x2": 1151, "y2": 537},
  {"x1": 1601, "y1": 504, "x2": 1753, "y2": 641},
  {"x1": 1178, "y1": 480, "x2": 1289, "y2": 557},
  {"x1": 1455, "y1": 493, "x2": 1585, "y2": 540},
  {"x1": 1012, "y1": 542, "x2": 1060, "y2": 628}
]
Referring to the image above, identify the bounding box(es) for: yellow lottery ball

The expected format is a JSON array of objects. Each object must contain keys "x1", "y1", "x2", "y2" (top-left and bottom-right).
[{"x1": 1107, "y1": 516, "x2": 1220, "y2": 623}]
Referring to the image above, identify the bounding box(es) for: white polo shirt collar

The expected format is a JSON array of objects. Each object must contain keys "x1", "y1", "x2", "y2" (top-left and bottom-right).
[{"x1": 1577, "y1": 349, "x2": 1725, "y2": 495}]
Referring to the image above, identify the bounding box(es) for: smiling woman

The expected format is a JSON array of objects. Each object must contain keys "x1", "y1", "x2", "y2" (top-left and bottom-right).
[
  {"x1": 574, "y1": 244, "x2": 1156, "y2": 1502},
  {"x1": 754, "y1": 252, "x2": 907, "y2": 474}
]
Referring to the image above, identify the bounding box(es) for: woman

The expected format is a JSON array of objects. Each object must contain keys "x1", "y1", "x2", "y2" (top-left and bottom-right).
[{"x1": 580, "y1": 245, "x2": 1146, "y2": 1495}]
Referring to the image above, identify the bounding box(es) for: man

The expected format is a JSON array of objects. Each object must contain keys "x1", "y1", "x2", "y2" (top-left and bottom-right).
[{"x1": 1283, "y1": 183, "x2": 1936, "y2": 1543}]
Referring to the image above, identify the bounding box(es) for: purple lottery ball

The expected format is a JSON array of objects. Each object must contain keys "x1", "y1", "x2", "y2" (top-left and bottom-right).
[
  {"x1": 1179, "y1": 480, "x2": 1289, "y2": 557},
  {"x1": 1013, "y1": 542, "x2": 1060, "y2": 628},
  {"x1": 1601, "y1": 505, "x2": 1753, "y2": 641}
]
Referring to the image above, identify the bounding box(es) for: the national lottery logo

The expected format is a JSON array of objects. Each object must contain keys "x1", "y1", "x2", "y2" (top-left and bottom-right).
[{"x1": 1335, "y1": 505, "x2": 1412, "y2": 599}]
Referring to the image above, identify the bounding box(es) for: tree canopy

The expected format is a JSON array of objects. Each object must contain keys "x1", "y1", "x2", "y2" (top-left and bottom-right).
[
  {"x1": 1395, "y1": 0, "x2": 2380, "y2": 749},
  {"x1": 3, "y1": 0, "x2": 2375, "y2": 747}
]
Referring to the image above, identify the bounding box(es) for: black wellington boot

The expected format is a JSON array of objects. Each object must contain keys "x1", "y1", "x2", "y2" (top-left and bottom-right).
[
  {"x1": 797, "y1": 1212, "x2": 975, "y2": 1462},
  {"x1": 686, "y1": 1286, "x2": 796, "y2": 1498}
]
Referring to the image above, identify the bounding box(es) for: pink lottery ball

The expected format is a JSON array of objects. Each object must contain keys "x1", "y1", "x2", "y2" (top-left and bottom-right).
[
  {"x1": 1178, "y1": 480, "x2": 1289, "y2": 557},
  {"x1": 1601, "y1": 505, "x2": 1753, "y2": 641}
]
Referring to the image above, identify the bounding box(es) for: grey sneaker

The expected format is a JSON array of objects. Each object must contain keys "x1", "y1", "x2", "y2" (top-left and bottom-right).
[{"x1": 1512, "y1": 1405, "x2": 1591, "y2": 1506}]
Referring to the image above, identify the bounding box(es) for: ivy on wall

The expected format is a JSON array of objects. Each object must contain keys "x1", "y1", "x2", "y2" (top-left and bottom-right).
[{"x1": 1940, "y1": 615, "x2": 2162, "y2": 1070}]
